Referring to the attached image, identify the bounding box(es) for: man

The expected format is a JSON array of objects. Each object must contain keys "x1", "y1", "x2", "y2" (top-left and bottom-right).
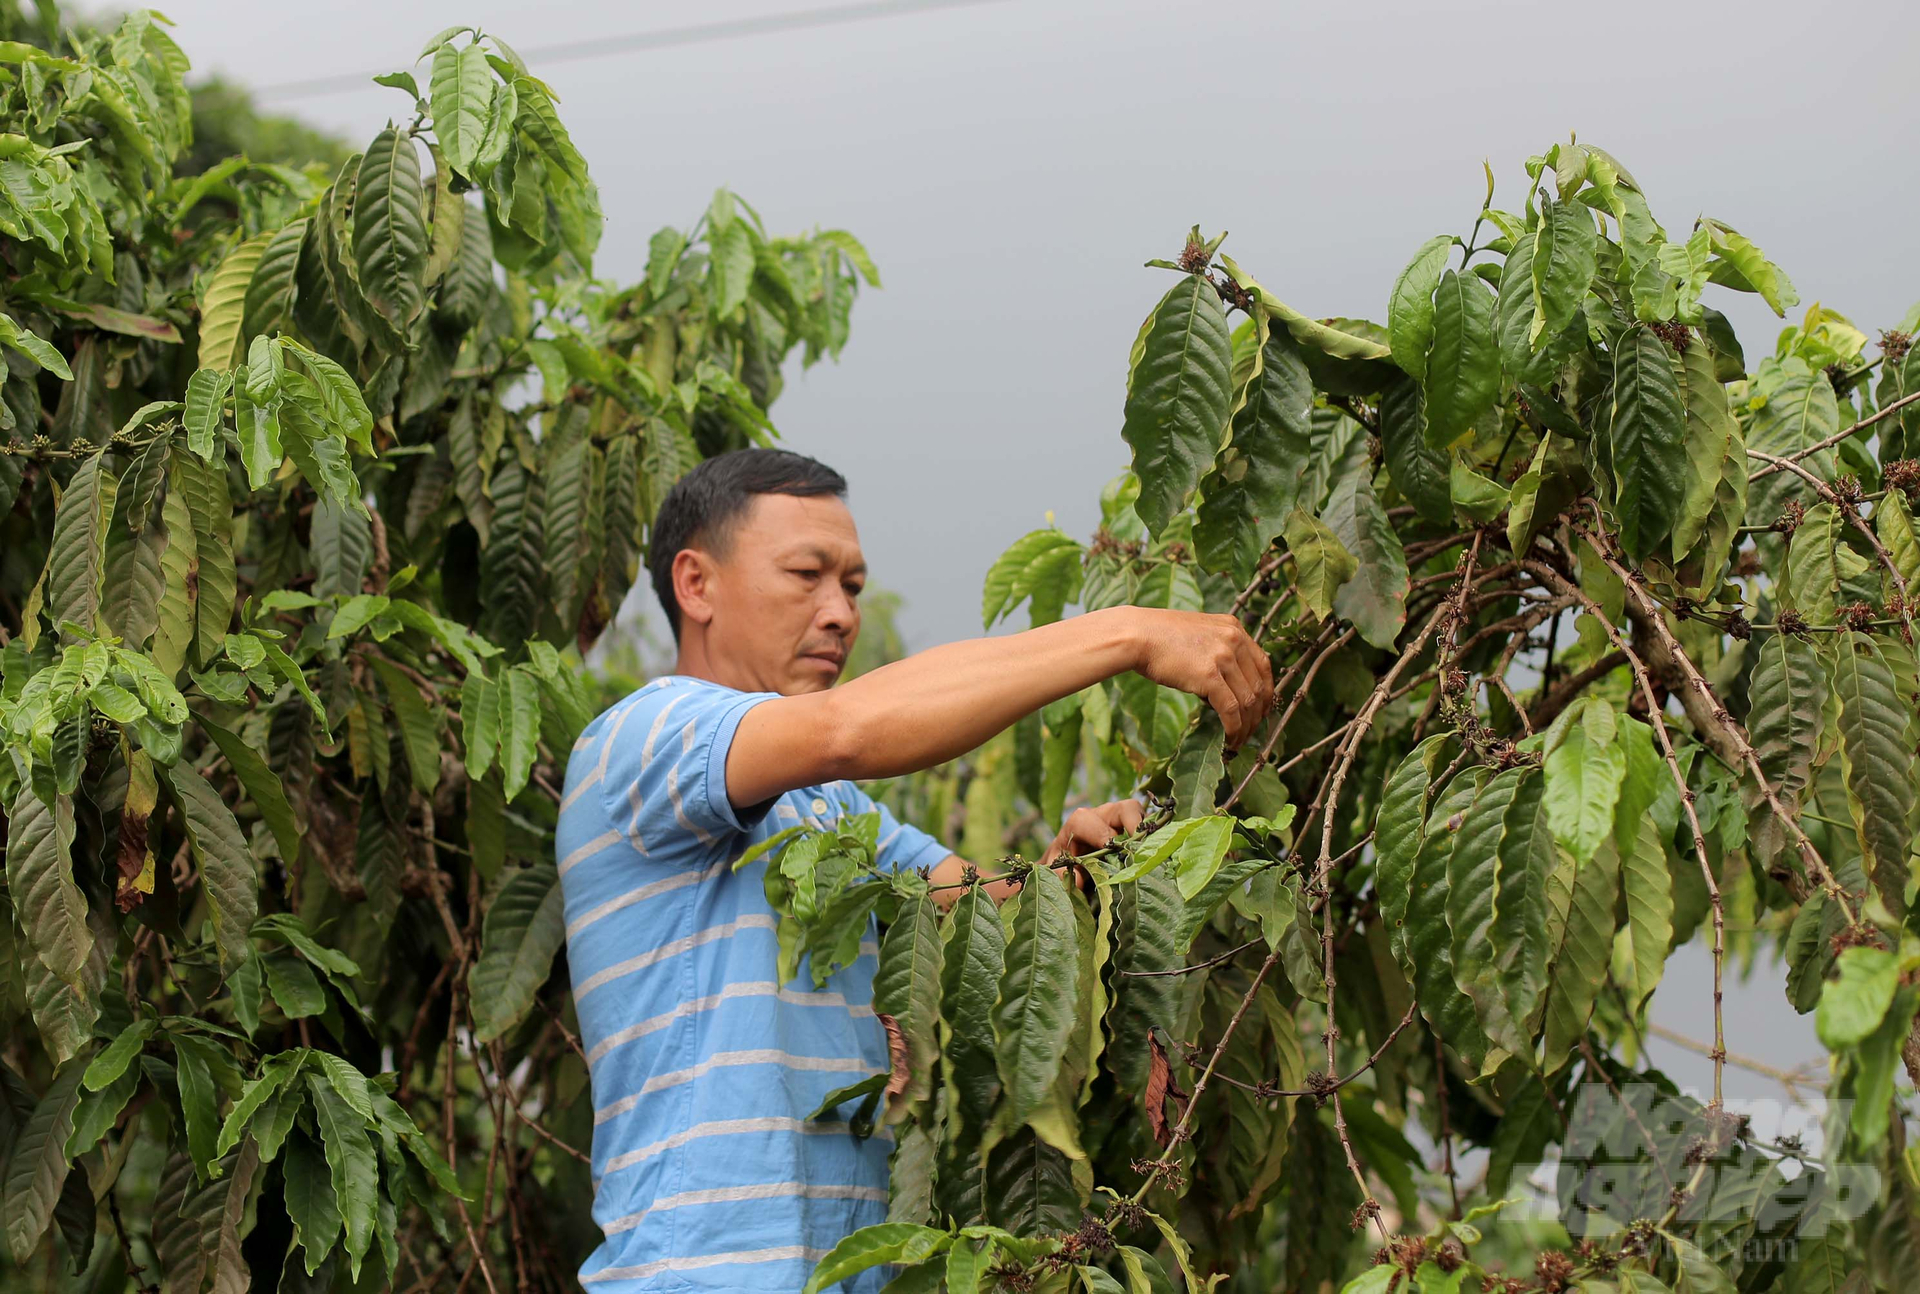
[{"x1": 557, "y1": 448, "x2": 1271, "y2": 1291}]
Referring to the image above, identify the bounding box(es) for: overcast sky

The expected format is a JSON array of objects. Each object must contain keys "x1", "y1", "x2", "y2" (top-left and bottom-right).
[{"x1": 121, "y1": 0, "x2": 1920, "y2": 1111}]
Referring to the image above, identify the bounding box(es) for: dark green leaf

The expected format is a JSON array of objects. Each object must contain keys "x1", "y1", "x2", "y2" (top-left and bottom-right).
[
  {"x1": 1121, "y1": 275, "x2": 1234, "y2": 534},
  {"x1": 1422, "y1": 269, "x2": 1499, "y2": 449}
]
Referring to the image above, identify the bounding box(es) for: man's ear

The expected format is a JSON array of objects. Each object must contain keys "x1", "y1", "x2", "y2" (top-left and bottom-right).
[{"x1": 671, "y1": 549, "x2": 717, "y2": 628}]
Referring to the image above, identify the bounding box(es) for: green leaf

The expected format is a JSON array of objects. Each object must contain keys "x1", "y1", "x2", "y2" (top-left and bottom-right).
[
  {"x1": 1422, "y1": 269, "x2": 1499, "y2": 449},
  {"x1": 0, "y1": 312, "x2": 71, "y2": 379},
  {"x1": 1540, "y1": 840, "x2": 1621, "y2": 1072},
  {"x1": 1386, "y1": 234, "x2": 1453, "y2": 379},
  {"x1": 355, "y1": 127, "x2": 428, "y2": 326},
  {"x1": 804, "y1": 1072, "x2": 886, "y2": 1124},
  {"x1": 992, "y1": 862, "x2": 1081, "y2": 1130},
  {"x1": 497, "y1": 666, "x2": 540, "y2": 801},
  {"x1": 981, "y1": 529, "x2": 1084, "y2": 629},
  {"x1": 6, "y1": 788, "x2": 88, "y2": 985},
  {"x1": 1110, "y1": 815, "x2": 1234, "y2": 899},
  {"x1": 1668, "y1": 338, "x2": 1746, "y2": 583},
  {"x1": 306, "y1": 1072, "x2": 377, "y2": 1279},
  {"x1": 940, "y1": 885, "x2": 1008, "y2": 1129},
  {"x1": 1378, "y1": 376, "x2": 1451, "y2": 525},
  {"x1": 1, "y1": 1058, "x2": 84, "y2": 1262},
  {"x1": 1283, "y1": 506, "x2": 1357, "y2": 621},
  {"x1": 1218, "y1": 255, "x2": 1390, "y2": 363},
  {"x1": 1446, "y1": 767, "x2": 1528, "y2": 1055},
  {"x1": 1375, "y1": 736, "x2": 1448, "y2": 966},
  {"x1": 283, "y1": 341, "x2": 373, "y2": 454},
  {"x1": 1830, "y1": 633, "x2": 1916, "y2": 917},
  {"x1": 84, "y1": 1018, "x2": 155, "y2": 1091},
  {"x1": 241, "y1": 217, "x2": 306, "y2": 344},
  {"x1": 1542, "y1": 699, "x2": 1627, "y2": 864},
  {"x1": 47, "y1": 450, "x2": 114, "y2": 638},
  {"x1": 198, "y1": 233, "x2": 268, "y2": 370},
  {"x1": 1529, "y1": 196, "x2": 1597, "y2": 349},
  {"x1": 803, "y1": 1224, "x2": 951, "y2": 1294},
  {"x1": 1748, "y1": 372, "x2": 1839, "y2": 528},
  {"x1": 469, "y1": 863, "x2": 564, "y2": 1042},
  {"x1": 172, "y1": 1032, "x2": 224, "y2": 1178},
  {"x1": 1324, "y1": 464, "x2": 1408, "y2": 649},
  {"x1": 284, "y1": 1132, "x2": 340, "y2": 1272},
  {"x1": 1879, "y1": 490, "x2": 1920, "y2": 599},
  {"x1": 708, "y1": 220, "x2": 754, "y2": 319},
  {"x1": 1121, "y1": 274, "x2": 1234, "y2": 534},
  {"x1": 1852, "y1": 986, "x2": 1917, "y2": 1147},
  {"x1": 1168, "y1": 712, "x2": 1226, "y2": 817},
  {"x1": 1703, "y1": 219, "x2": 1797, "y2": 317},
  {"x1": 946, "y1": 1236, "x2": 997, "y2": 1294},
  {"x1": 1616, "y1": 815, "x2": 1673, "y2": 1015},
  {"x1": 264, "y1": 952, "x2": 325, "y2": 1019},
  {"x1": 67, "y1": 1061, "x2": 138, "y2": 1159},
  {"x1": 1106, "y1": 867, "x2": 1182, "y2": 1097},
  {"x1": 173, "y1": 449, "x2": 236, "y2": 665},
  {"x1": 1663, "y1": 1230, "x2": 1739, "y2": 1293},
  {"x1": 162, "y1": 762, "x2": 258, "y2": 968},
  {"x1": 1606, "y1": 328, "x2": 1690, "y2": 561},
  {"x1": 215, "y1": 1052, "x2": 302, "y2": 1157},
  {"x1": 369, "y1": 657, "x2": 441, "y2": 796},
  {"x1": 1404, "y1": 771, "x2": 1492, "y2": 1067},
  {"x1": 430, "y1": 43, "x2": 495, "y2": 176},
  {"x1": 195, "y1": 714, "x2": 301, "y2": 869},
  {"x1": 1786, "y1": 504, "x2": 1871, "y2": 627},
  {"x1": 874, "y1": 894, "x2": 942, "y2": 1117},
  {"x1": 1744, "y1": 632, "x2": 1825, "y2": 865},
  {"x1": 24, "y1": 916, "x2": 103, "y2": 1066},
  {"x1": 478, "y1": 460, "x2": 542, "y2": 649}
]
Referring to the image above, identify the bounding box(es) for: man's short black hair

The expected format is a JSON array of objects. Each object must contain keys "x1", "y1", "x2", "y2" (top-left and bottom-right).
[{"x1": 649, "y1": 447, "x2": 848, "y2": 639}]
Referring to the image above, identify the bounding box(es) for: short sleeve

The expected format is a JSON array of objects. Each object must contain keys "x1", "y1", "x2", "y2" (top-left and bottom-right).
[
  {"x1": 831, "y1": 782, "x2": 951, "y2": 876},
  {"x1": 595, "y1": 680, "x2": 780, "y2": 854}
]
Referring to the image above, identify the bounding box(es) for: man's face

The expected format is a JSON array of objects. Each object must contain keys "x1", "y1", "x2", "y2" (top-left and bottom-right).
[{"x1": 687, "y1": 492, "x2": 865, "y2": 695}]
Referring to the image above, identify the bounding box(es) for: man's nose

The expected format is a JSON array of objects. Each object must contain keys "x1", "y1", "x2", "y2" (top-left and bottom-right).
[{"x1": 817, "y1": 587, "x2": 856, "y2": 633}]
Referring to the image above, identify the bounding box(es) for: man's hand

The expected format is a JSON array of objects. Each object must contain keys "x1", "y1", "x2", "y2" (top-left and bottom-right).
[
  {"x1": 1131, "y1": 610, "x2": 1274, "y2": 748},
  {"x1": 1041, "y1": 800, "x2": 1145, "y2": 893}
]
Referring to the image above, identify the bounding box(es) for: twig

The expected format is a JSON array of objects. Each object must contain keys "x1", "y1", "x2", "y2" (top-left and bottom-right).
[
  {"x1": 1122, "y1": 937, "x2": 1265, "y2": 978},
  {"x1": 1745, "y1": 388, "x2": 1920, "y2": 480},
  {"x1": 1435, "y1": 1032, "x2": 1460, "y2": 1219},
  {"x1": 1641, "y1": 1022, "x2": 1821, "y2": 1103}
]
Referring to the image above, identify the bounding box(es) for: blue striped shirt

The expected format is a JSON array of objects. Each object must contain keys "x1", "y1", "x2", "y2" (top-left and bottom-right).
[{"x1": 557, "y1": 675, "x2": 951, "y2": 1292}]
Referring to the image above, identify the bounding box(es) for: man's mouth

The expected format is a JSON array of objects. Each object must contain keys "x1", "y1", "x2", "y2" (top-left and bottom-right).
[{"x1": 801, "y1": 648, "x2": 845, "y2": 669}]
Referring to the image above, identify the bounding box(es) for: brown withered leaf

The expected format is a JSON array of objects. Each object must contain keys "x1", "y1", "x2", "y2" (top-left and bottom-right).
[
  {"x1": 115, "y1": 746, "x2": 159, "y2": 911},
  {"x1": 879, "y1": 1012, "x2": 910, "y2": 1100},
  {"x1": 1146, "y1": 1032, "x2": 1174, "y2": 1148}
]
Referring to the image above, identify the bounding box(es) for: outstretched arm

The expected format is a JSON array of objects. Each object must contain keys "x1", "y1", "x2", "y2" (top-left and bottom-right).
[{"x1": 726, "y1": 605, "x2": 1270, "y2": 808}]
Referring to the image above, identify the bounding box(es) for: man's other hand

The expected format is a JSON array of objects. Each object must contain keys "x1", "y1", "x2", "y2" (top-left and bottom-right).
[
  {"x1": 1041, "y1": 801, "x2": 1145, "y2": 893},
  {"x1": 1131, "y1": 610, "x2": 1274, "y2": 747}
]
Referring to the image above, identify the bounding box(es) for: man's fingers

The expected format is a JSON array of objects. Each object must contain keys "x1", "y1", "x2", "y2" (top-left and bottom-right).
[
  {"x1": 1204, "y1": 678, "x2": 1249, "y2": 746},
  {"x1": 1065, "y1": 806, "x2": 1117, "y2": 851},
  {"x1": 1107, "y1": 799, "x2": 1144, "y2": 834},
  {"x1": 1215, "y1": 654, "x2": 1260, "y2": 747}
]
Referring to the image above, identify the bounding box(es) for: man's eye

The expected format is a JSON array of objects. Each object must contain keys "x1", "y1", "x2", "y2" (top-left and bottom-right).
[
  {"x1": 844, "y1": 583, "x2": 863, "y2": 598},
  {"x1": 791, "y1": 568, "x2": 819, "y2": 580}
]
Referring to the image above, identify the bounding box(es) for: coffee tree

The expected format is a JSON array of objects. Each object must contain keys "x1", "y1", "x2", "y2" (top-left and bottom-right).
[
  {"x1": 774, "y1": 154, "x2": 1920, "y2": 1292},
  {"x1": 0, "y1": 8, "x2": 879, "y2": 1289}
]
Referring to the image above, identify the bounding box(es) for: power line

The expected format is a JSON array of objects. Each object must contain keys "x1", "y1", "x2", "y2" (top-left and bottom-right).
[{"x1": 256, "y1": 0, "x2": 1011, "y2": 102}]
